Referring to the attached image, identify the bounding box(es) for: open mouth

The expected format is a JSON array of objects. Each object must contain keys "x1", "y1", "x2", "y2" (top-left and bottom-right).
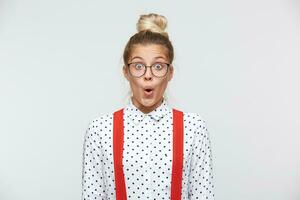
[{"x1": 144, "y1": 88, "x2": 154, "y2": 96}]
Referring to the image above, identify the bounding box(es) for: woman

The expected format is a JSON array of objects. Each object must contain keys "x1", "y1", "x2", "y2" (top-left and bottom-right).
[{"x1": 82, "y1": 13, "x2": 215, "y2": 200}]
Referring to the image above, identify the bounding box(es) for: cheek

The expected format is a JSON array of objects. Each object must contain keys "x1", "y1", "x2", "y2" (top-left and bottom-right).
[
  {"x1": 156, "y1": 80, "x2": 169, "y2": 93},
  {"x1": 129, "y1": 79, "x2": 142, "y2": 92}
]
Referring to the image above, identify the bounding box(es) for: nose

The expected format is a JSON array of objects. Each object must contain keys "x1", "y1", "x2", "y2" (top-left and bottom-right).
[{"x1": 143, "y1": 66, "x2": 153, "y2": 80}]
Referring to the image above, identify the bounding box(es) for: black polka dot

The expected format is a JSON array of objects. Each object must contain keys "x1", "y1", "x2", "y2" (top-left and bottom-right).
[{"x1": 81, "y1": 97, "x2": 215, "y2": 199}]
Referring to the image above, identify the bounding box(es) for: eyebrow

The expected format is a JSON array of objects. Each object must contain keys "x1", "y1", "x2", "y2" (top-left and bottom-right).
[{"x1": 130, "y1": 56, "x2": 167, "y2": 62}]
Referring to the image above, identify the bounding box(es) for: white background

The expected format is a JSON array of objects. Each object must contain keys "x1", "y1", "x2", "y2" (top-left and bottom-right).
[{"x1": 0, "y1": 0, "x2": 299, "y2": 200}]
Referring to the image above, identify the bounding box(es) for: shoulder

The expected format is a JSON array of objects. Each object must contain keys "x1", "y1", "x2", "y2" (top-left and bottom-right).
[
  {"x1": 85, "y1": 106, "x2": 130, "y2": 134},
  {"x1": 85, "y1": 113, "x2": 114, "y2": 138},
  {"x1": 180, "y1": 110, "x2": 207, "y2": 129},
  {"x1": 179, "y1": 110, "x2": 210, "y2": 141},
  {"x1": 89, "y1": 113, "x2": 113, "y2": 126}
]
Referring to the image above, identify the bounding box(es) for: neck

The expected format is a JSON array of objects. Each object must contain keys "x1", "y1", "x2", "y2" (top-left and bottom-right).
[{"x1": 131, "y1": 96, "x2": 164, "y2": 114}]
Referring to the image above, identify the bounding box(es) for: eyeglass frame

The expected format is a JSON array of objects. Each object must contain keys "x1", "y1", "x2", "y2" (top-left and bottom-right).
[{"x1": 126, "y1": 62, "x2": 171, "y2": 78}]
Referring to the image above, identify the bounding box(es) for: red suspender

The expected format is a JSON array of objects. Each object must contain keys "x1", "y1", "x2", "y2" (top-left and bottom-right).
[
  {"x1": 113, "y1": 108, "x2": 184, "y2": 200},
  {"x1": 113, "y1": 108, "x2": 127, "y2": 200},
  {"x1": 171, "y1": 109, "x2": 184, "y2": 200}
]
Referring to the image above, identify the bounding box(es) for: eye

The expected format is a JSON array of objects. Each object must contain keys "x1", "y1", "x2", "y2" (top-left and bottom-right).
[
  {"x1": 153, "y1": 63, "x2": 163, "y2": 70},
  {"x1": 134, "y1": 63, "x2": 144, "y2": 70}
]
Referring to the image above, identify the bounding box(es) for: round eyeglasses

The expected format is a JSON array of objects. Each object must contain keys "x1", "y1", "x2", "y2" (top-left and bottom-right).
[{"x1": 127, "y1": 62, "x2": 170, "y2": 78}]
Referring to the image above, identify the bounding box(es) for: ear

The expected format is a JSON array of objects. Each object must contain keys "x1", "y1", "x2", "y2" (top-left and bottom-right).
[
  {"x1": 167, "y1": 64, "x2": 174, "y2": 81},
  {"x1": 123, "y1": 65, "x2": 130, "y2": 81}
]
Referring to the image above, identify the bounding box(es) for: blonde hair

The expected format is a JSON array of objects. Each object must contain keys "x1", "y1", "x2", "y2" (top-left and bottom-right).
[
  {"x1": 123, "y1": 13, "x2": 174, "y2": 64},
  {"x1": 122, "y1": 13, "x2": 175, "y2": 105},
  {"x1": 137, "y1": 13, "x2": 169, "y2": 38}
]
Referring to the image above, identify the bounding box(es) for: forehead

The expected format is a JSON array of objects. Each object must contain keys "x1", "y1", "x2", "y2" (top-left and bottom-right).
[{"x1": 129, "y1": 44, "x2": 168, "y2": 61}]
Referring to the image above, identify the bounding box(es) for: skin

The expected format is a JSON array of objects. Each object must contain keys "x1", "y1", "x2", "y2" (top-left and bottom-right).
[{"x1": 123, "y1": 44, "x2": 174, "y2": 114}]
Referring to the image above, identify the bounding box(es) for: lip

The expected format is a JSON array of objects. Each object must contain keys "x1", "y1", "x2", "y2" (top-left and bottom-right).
[
  {"x1": 143, "y1": 85, "x2": 155, "y2": 91},
  {"x1": 143, "y1": 86, "x2": 154, "y2": 96},
  {"x1": 144, "y1": 86, "x2": 154, "y2": 90}
]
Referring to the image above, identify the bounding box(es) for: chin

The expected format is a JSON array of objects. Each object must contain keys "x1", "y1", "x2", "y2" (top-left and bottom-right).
[{"x1": 140, "y1": 98, "x2": 156, "y2": 106}]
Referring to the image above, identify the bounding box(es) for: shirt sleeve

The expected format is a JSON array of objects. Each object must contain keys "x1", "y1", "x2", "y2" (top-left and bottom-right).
[
  {"x1": 81, "y1": 120, "x2": 107, "y2": 200},
  {"x1": 188, "y1": 119, "x2": 215, "y2": 200}
]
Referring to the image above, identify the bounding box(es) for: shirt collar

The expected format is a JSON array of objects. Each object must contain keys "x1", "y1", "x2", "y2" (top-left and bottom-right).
[{"x1": 124, "y1": 97, "x2": 171, "y2": 125}]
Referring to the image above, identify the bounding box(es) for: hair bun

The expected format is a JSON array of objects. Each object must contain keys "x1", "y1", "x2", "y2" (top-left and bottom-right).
[{"x1": 136, "y1": 13, "x2": 169, "y2": 38}]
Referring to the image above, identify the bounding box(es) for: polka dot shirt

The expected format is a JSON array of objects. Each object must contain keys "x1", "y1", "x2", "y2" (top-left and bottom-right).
[{"x1": 82, "y1": 97, "x2": 215, "y2": 200}]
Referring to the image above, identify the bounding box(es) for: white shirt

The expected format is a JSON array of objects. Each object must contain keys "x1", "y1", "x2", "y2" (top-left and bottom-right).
[{"x1": 81, "y1": 97, "x2": 215, "y2": 200}]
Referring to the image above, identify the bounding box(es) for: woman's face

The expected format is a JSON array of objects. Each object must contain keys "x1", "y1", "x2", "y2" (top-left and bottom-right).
[{"x1": 123, "y1": 44, "x2": 174, "y2": 113}]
